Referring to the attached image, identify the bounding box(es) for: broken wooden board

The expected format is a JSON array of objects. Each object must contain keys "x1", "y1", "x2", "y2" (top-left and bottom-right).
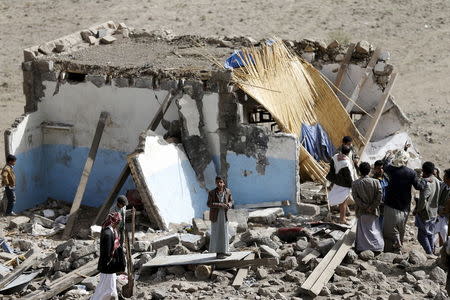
[
  {"x1": 333, "y1": 43, "x2": 356, "y2": 92},
  {"x1": 234, "y1": 200, "x2": 290, "y2": 209},
  {"x1": 232, "y1": 253, "x2": 255, "y2": 288},
  {"x1": 300, "y1": 221, "x2": 356, "y2": 296},
  {"x1": 143, "y1": 251, "x2": 252, "y2": 268},
  {"x1": 0, "y1": 248, "x2": 39, "y2": 290},
  {"x1": 63, "y1": 111, "x2": 110, "y2": 238}
]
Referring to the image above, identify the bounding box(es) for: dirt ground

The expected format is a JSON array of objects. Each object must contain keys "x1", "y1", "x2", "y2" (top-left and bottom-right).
[{"x1": 0, "y1": 0, "x2": 449, "y2": 167}]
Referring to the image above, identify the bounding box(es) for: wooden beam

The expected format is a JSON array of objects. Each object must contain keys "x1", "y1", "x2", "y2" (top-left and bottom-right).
[
  {"x1": 345, "y1": 48, "x2": 381, "y2": 112},
  {"x1": 232, "y1": 253, "x2": 255, "y2": 288},
  {"x1": 63, "y1": 111, "x2": 110, "y2": 239},
  {"x1": 0, "y1": 248, "x2": 39, "y2": 290},
  {"x1": 333, "y1": 43, "x2": 355, "y2": 92},
  {"x1": 234, "y1": 200, "x2": 290, "y2": 209},
  {"x1": 300, "y1": 222, "x2": 356, "y2": 296},
  {"x1": 358, "y1": 72, "x2": 398, "y2": 157},
  {"x1": 307, "y1": 224, "x2": 357, "y2": 296},
  {"x1": 92, "y1": 90, "x2": 180, "y2": 225}
]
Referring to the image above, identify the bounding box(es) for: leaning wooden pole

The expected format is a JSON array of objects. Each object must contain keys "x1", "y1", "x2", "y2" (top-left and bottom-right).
[
  {"x1": 358, "y1": 72, "x2": 398, "y2": 157},
  {"x1": 63, "y1": 111, "x2": 110, "y2": 239},
  {"x1": 92, "y1": 90, "x2": 179, "y2": 226}
]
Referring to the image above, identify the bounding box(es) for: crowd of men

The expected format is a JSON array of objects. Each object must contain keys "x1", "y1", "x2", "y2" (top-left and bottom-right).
[{"x1": 327, "y1": 136, "x2": 450, "y2": 258}]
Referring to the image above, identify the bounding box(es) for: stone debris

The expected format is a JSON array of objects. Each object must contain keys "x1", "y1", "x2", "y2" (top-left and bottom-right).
[
  {"x1": 100, "y1": 36, "x2": 116, "y2": 45},
  {"x1": 248, "y1": 208, "x2": 284, "y2": 224}
]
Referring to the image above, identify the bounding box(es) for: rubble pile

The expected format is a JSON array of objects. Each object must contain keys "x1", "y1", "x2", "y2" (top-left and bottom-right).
[{"x1": 0, "y1": 184, "x2": 448, "y2": 299}]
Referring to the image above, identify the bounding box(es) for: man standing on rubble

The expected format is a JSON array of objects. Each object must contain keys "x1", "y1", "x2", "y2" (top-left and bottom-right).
[
  {"x1": 207, "y1": 176, "x2": 233, "y2": 259},
  {"x1": 326, "y1": 146, "x2": 357, "y2": 225},
  {"x1": 352, "y1": 162, "x2": 384, "y2": 252},
  {"x1": 382, "y1": 150, "x2": 426, "y2": 252},
  {"x1": 336, "y1": 136, "x2": 359, "y2": 169},
  {"x1": 436, "y1": 169, "x2": 450, "y2": 246},
  {"x1": 109, "y1": 195, "x2": 128, "y2": 245},
  {"x1": 1, "y1": 155, "x2": 17, "y2": 216},
  {"x1": 372, "y1": 160, "x2": 389, "y2": 228},
  {"x1": 413, "y1": 161, "x2": 440, "y2": 255}
]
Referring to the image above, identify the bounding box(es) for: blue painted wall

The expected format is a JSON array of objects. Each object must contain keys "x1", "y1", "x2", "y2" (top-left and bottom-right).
[
  {"x1": 13, "y1": 145, "x2": 135, "y2": 211},
  {"x1": 213, "y1": 153, "x2": 298, "y2": 214}
]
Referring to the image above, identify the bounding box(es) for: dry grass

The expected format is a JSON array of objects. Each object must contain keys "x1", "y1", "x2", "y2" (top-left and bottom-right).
[{"x1": 232, "y1": 39, "x2": 364, "y2": 182}]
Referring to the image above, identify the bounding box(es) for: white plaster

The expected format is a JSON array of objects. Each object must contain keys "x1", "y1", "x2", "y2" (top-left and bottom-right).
[
  {"x1": 320, "y1": 63, "x2": 387, "y2": 113},
  {"x1": 205, "y1": 132, "x2": 221, "y2": 157},
  {"x1": 178, "y1": 96, "x2": 200, "y2": 136},
  {"x1": 361, "y1": 132, "x2": 421, "y2": 169},
  {"x1": 202, "y1": 93, "x2": 220, "y2": 133},
  {"x1": 133, "y1": 134, "x2": 208, "y2": 227},
  {"x1": 265, "y1": 133, "x2": 299, "y2": 160},
  {"x1": 9, "y1": 112, "x2": 44, "y2": 155},
  {"x1": 38, "y1": 81, "x2": 179, "y2": 153}
]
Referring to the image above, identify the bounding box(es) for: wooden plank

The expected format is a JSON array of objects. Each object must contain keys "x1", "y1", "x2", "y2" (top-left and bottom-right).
[
  {"x1": 92, "y1": 90, "x2": 178, "y2": 226},
  {"x1": 232, "y1": 253, "x2": 255, "y2": 288},
  {"x1": 143, "y1": 251, "x2": 252, "y2": 268},
  {"x1": 308, "y1": 224, "x2": 357, "y2": 296},
  {"x1": 301, "y1": 220, "x2": 355, "y2": 291},
  {"x1": 234, "y1": 200, "x2": 290, "y2": 209},
  {"x1": 333, "y1": 43, "x2": 355, "y2": 92},
  {"x1": 0, "y1": 248, "x2": 39, "y2": 290},
  {"x1": 358, "y1": 72, "x2": 398, "y2": 157},
  {"x1": 345, "y1": 48, "x2": 381, "y2": 112}
]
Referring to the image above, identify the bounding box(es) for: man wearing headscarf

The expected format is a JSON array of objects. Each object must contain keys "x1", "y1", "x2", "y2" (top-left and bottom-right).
[
  {"x1": 109, "y1": 195, "x2": 128, "y2": 245},
  {"x1": 382, "y1": 150, "x2": 426, "y2": 252},
  {"x1": 92, "y1": 212, "x2": 125, "y2": 300}
]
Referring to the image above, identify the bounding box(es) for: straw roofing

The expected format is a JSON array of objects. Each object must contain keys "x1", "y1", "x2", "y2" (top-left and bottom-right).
[{"x1": 232, "y1": 39, "x2": 365, "y2": 182}]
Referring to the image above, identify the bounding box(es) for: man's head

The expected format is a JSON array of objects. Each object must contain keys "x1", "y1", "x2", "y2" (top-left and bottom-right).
[
  {"x1": 359, "y1": 162, "x2": 371, "y2": 177},
  {"x1": 444, "y1": 169, "x2": 450, "y2": 186},
  {"x1": 341, "y1": 145, "x2": 351, "y2": 156},
  {"x1": 215, "y1": 176, "x2": 225, "y2": 190},
  {"x1": 342, "y1": 136, "x2": 353, "y2": 147},
  {"x1": 116, "y1": 195, "x2": 128, "y2": 209},
  {"x1": 373, "y1": 160, "x2": 384, "y2": 177},
  {"x1": 422, "y1": 161, "x2": 435, "y2": 178},
  {"x1": 102, "y1": 212, "x2": 122, "y2": 228},
  {"x1": 6, "y1": 155, "x2": 16, "y2": 166}
]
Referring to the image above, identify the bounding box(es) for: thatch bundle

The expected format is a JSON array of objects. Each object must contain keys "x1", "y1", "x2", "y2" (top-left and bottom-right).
[{"x1": 232, "y1": 39, "x2": 364, "y2": 182}]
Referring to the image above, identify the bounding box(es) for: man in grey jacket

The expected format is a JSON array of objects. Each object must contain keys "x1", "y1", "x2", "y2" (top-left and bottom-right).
[
  {"x1": 352, "y1": 162, "x2": 384, "y2": 252},
  {"x1": 414, "y1": 161, "x2": 441, "y2": 255}
]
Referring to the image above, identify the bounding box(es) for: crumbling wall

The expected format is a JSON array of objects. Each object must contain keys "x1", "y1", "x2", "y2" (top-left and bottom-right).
[{"x1": 178, "y1": 78, "x2": 300, "y2": 214}]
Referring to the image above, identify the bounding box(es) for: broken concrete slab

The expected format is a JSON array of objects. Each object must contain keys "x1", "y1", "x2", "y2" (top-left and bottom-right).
[
  {"x1": 259, "y1": 245, "x2": 280, "y2": 259},
  {"x1": 225, "y1": 209, "x2": 249, "y2": 232},
  {"x1": 9, "y1": 216, "x2": 30, "y2": 229},
  {"x1": 128, "y1": 132, "x2": 209, "y2": 230},
  {"x1": 298, "y1": 203, "x2": 320, "y2": 216},
  {"x1": 33, "y1": 215, "x2": 54, "y2": 228},
  {"x1": 248, "y1": 208, "x2": 284, "y2": 224},
  {"x1": 180, "y1": 234, "x2": 206, "y2": 251},
  {"x1": 134, "y1": 241, "x2": 152, "y2": 252},
  {"x1": 151, "y1": 234, "x2": 180, "y2": 250},
  {"x1": 192, "y1": 218, "x2": 211, "y2": 235}
]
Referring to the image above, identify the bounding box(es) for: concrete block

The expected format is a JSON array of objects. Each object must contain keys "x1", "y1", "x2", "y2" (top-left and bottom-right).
[
  {"x1": 113, "y1": 77, "x2": 129, "y2": 88},
  {"x1": 180, "y1": 234, "x2": 205, "y2": 251},
  {"x1": 317, "y1": 238, "x2": 336, "y2": 256},
  {"x1": 54, "y1": 41, "x2": 66, "y2": 53},
  {"x1": 298, "y1": 203, "x2": 320, "y2": 216},
  {"x1": 38, "y1": 42, "x2": 55, "y2": 55},
  {"x1": 86, "y1": 75, "x2": 106, "y2": 88},
  {"x1": 23, "y1": 49, "x2": 36, "y2": 61},
  {"x1": 87, "y1": 36, "x2": 97, "y2": 45},
  {"x1": 155, "y1": 245, "x2": 169, "y2": 257},
  {"x1": 100, "y1": 36, "x2": 116, "y2": 44},
  {"x1": 9, "y1": 216, "x2": 30, "y2": 229},
  {"x1": 226, "y1": 209, "x2": 249, "y2": 232},
  {"x1": 248, "y1": 208, "x2": 284, "y2": 224},
  {"x1": 134, "y1": 77, "x2": 153, "y2": 88},
  {"x1": 259, "y1": 244, "x2": 280, "y2": 259},
  {"x1": 355, "y1": 40, "x2": 371, "y2": 55},
  {"x1": 36, "y1": 60, "x2": 54, "y2": 72},
  {"x1": 96, "y1": 28, "x2": 108, "y2": 39},
  {"x1": 71, "y1": 244, "x2": 97, "y2": 260},
  {"x1": 33, "y1": 214, "x2": 54, "y2": 228},
  {"x1": 133, "y1": 241, "x2": 152, "y2": 252},
  {"x1": 193, "y1": 218, "x2": 210, "y2": 235},
  {"x1": 380, "y1": 50, "x2": 391, "y2": 61},
  {"x1": 80, "y1": 30, "x2": 93, "y2": 42},
  {"x1": 151, "y1": 234, "x2": 180, "y2": 250}
]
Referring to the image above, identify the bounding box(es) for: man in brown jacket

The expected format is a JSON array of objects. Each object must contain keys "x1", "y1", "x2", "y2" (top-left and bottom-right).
[
  {"x1": 2, "y1": 155, "x2": 17, "y2": 216},
  {"x1": 207, "y1": 176, "x2": 233, "y2": 259}
]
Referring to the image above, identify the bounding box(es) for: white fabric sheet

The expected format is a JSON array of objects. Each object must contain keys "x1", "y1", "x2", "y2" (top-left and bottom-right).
[
  {"x1": 328, "y1": 184, "x2": 351, "y2": 206},
  {"x1": 91, "y1": 273, "x2": 118, "y2": 300}
]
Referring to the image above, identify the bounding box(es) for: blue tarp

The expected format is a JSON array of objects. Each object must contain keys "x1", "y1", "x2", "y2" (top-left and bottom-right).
[
  {"x1": 300, "y1": 123, "x2": 335, "y2": 163},
  {"x1": 224, "y1": 50, "x2": 254, "y2": 69}
]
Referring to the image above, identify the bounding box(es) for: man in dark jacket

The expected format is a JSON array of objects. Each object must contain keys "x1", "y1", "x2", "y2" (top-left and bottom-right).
[
  {"x1": 382, "y1": 150, "x2": 426, "y2": 252},
  {"x1": 207, "y1": 176, "x2": 233, "y2": 259}
]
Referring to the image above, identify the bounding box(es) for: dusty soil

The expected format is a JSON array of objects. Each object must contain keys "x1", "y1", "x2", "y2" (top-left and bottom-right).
[{"x1": 0, "y1": 0, "x2": 449, "y2": 166}]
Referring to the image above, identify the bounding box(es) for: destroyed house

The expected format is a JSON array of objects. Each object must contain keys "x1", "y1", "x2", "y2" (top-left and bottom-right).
[{"x1": 5, "y1": 21, "x2": 414, "y2": 229}]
